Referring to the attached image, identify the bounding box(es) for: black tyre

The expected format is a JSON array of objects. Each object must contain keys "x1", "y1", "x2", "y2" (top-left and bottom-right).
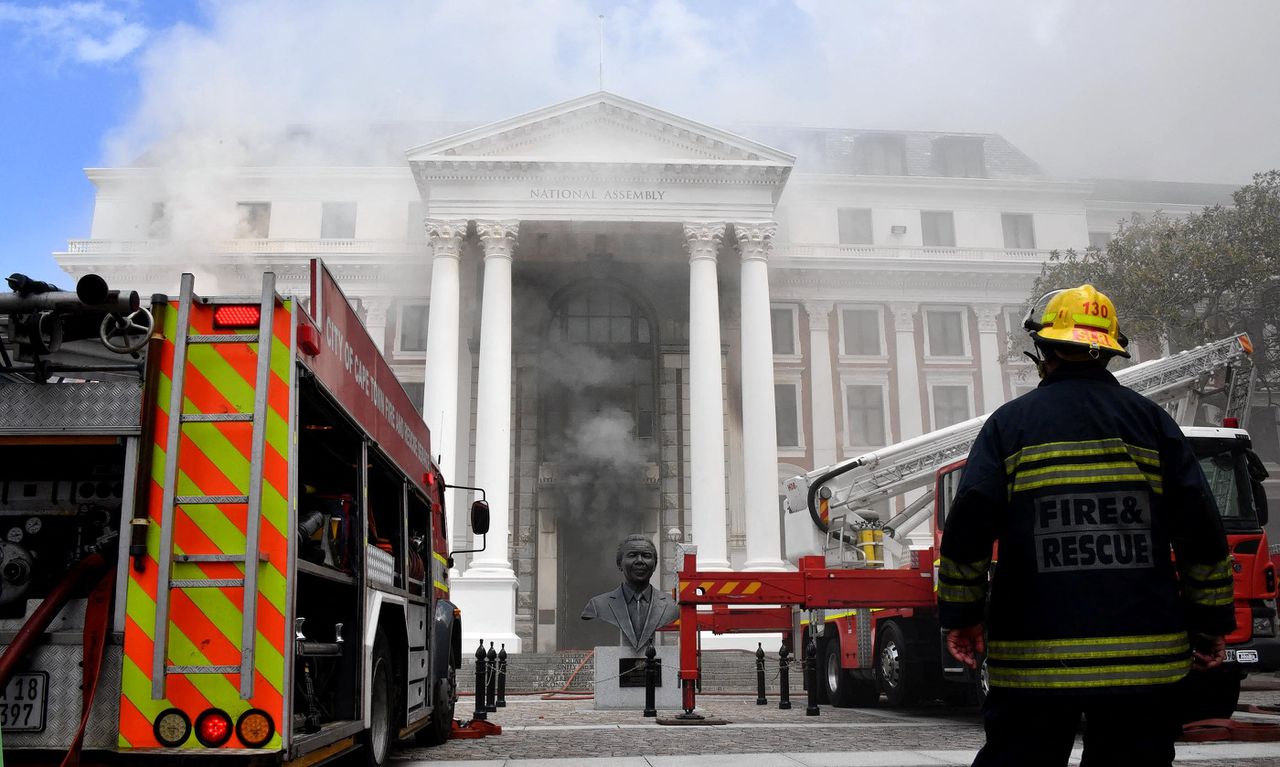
[
  {"x1": 416, "y1": 670, "x2": 456, "y2": 746},
  {"x1": 364, "y1": 630, "x2": 394, "y2": 766},
  {"x1": 822, "y1": 635, "x2": 879, "y2": 708},
  {"x1": 1178, "y1": 669, "x2": 1242, "y2": 723},
  {"x1": 876, "y1": 621, "x2": 924, "y2": 707}
]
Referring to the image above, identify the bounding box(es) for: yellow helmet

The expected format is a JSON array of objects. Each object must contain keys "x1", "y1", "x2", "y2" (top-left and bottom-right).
[{"x1": 1024, "y1": 284, "x2": 1130, "y2": 358}]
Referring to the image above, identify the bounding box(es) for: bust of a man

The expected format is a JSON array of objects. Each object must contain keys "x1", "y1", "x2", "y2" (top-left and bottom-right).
[{"x1": 581, "y1": 534, "x2": 680, "y2": 653}]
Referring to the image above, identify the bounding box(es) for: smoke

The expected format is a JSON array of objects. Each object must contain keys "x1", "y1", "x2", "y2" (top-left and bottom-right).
[{"x1": 100, "y1": 0, "x2": 1280, "y2": 187}]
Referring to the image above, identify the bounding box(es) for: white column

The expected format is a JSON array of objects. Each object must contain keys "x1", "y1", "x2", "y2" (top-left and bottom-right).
[
  {"x1": 976, "y1": 305, "x2": 1006, "y2": 414},
  {"x1": 455, "y1": 219, "x2": 521, "y2": 652},
  {"x1": 890, "y1": 303, "x2": 924, "y2": 439},
  {"x1": 362, "y1": 298, "x2": 390, "y2": 354},
  {"x1": 804, "y1": 301, "x2": 838, "y2": 468},
  {"x1": 684, "y1": 222, "x2": 730, "y2": 570},
  {"x1": 422, "y1": 219, "x2": 467, "y2": 547},
  {"x1": 736, "y1": 222, "x2": 786, "y2": 571}
]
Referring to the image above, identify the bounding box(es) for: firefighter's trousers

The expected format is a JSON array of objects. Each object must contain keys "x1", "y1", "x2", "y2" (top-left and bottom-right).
[{"x1": 973, "y1": 687, "x2": 1180, "y2": 767}]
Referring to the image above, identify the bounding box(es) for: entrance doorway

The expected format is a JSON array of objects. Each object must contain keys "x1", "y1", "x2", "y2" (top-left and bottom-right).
[{"x1": 538, "y1": 283, "x2": 659, "y2": 649}]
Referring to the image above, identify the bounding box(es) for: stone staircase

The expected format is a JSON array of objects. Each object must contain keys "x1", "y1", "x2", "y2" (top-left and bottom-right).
[{"x1": 457, "y1": 646, "x2": 799, "y2": 695}]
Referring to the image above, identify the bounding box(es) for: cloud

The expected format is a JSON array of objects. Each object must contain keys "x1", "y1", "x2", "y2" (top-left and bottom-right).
[
  {"x1": 0, "y1": 1, "x2": 148, "y2": 65},
  {"x1": 105, "y1": 0, "x2": 1280, "y2": 183}
]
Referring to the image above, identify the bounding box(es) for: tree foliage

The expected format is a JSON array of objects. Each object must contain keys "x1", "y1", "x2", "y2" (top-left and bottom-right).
[{"x1": 1032, "y1": 170, "x2": 1280, "y2": 386}]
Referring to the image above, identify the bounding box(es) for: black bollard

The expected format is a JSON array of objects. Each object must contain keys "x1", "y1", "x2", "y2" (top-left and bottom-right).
[
  {"x1": 805, "y1": 633, "x2": 820, "y2": 716},
  {"x1": 755, "y1": 642, "x2": 767, "y2": 705},
  {"x1": 778, "y1": 640, "x2": 791, "y2": 710},
  {"x1": 485, "y1": 642, "x2": 498, "y2": 713},
  {"x1": 473, "y1": 639, "x2": 487, "y2": 721},
  {"x1": 496, "y1": 643, "x2": 508, "y2": 708},
  {"x1": 643, "y1": 645, "x2": 658, "y2": 718}
]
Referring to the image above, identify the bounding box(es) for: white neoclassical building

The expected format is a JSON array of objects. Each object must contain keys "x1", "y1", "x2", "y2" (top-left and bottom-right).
[{"x1": 56, "y1": 92, "x2": 1246, "y2": 652}]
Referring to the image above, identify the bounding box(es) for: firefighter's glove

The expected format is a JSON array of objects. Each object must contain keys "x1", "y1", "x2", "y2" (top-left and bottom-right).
[
  {"x1": 946, "y1": 624, "x2": 985, "y2": 670},
  {"x1": 1190, "y1": 633, "x2": 1226, "y2": 672}
]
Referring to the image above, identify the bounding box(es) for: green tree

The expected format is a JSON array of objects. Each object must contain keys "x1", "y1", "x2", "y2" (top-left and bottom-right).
[{"x1": 1031, "y1": 170, "x2": 1280, "y2": 386}]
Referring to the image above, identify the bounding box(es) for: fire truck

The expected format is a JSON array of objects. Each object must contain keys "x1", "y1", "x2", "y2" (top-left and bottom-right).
[
  {"x1": 0, "y1": 260, "x2": 489, "y2": 765},
  {"x1": 675, "y1": 333, "x2": 1277, "y2": 719}
]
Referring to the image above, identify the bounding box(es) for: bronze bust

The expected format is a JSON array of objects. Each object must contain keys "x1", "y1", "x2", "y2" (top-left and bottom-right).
[{"x1": 581, "y1": 534, "x2": 679, "y2": 652}]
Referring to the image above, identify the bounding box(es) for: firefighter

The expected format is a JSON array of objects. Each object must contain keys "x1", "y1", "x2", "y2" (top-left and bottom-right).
[{"x1": 939, "y1": 284, "x2": 1234, "y2": 766}]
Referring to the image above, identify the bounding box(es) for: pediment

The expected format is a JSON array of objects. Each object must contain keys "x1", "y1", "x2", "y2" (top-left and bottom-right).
[{"x1": 406, "y1": 91, "x2": 794, "y2": 166}]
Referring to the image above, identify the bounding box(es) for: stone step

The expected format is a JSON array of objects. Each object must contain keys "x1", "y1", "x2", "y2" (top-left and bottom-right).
[{"x1": 457, "y1": 647, "x2": 806, "y2": 695}]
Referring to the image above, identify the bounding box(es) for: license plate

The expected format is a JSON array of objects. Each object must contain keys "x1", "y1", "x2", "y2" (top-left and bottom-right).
[
  {"x1": 0, "y1": 672, "x2": 48, "y2": 732},
  {"x1": 1227, "y1": 648, "x2": 1259, "y2": 664}
]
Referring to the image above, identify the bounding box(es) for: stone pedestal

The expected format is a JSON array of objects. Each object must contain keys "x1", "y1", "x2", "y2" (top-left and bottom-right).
[{"x1": 593, "y1": 645, "x2": 681, "y2": 711}]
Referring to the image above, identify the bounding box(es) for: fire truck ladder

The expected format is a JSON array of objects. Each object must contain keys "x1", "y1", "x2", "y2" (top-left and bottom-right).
[
  {"x1": 789, "y1": 333, "x2": 1255, "y2": 541},
  {"x1": 150, "y1": 271, "x2": 279, "y2": 700}
]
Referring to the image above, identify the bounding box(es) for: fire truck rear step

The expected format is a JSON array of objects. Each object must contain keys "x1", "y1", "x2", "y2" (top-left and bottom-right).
[{"x1": 150, "y1": 271, "x2": 280, "y2": 701}]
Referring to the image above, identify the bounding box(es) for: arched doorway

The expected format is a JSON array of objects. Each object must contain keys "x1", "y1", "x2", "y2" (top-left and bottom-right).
[{"x1": 538, "y1": 282, "x2": 659, "y2": 649}]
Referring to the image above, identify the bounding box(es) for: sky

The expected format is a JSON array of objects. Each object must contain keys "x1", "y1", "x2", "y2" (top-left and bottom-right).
[{"x1": 2, "y1": 0, "x2": 1279, "y2": 284}]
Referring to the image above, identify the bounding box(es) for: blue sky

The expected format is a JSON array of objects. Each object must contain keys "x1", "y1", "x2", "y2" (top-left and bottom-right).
[{"x1": 2, "y1": 0, "x2": 1279, "y2": 286}]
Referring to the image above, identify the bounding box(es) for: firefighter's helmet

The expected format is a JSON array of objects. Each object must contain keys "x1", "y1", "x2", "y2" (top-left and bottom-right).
[{"x1": 1023, "y1": 284, "x2": 1130, "y2": 358}]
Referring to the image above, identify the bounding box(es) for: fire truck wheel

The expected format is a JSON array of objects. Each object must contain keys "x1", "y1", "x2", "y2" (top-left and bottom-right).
[
  {"x1": 416, "y1": 672, "x2": 456, "y2": 746},
  {"x1": 822, "y1": 636, "x2": 879, "y2": 708},
  {"x1": 364, "y1": 631, "x2": 394, "y2": 766},
  {"x1": 1177, "y1": 668, "x2": 1242, "y2": 723},
  {"x1": 875, "y1": 621, "x2": 923, "y2": 707}
]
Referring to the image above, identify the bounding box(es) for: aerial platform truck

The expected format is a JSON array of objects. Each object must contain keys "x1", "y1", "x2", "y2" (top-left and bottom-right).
[
  {"x1": 675, "y1": 333, "x2": 1277, "y2": 717},
  {"x1": 0, "y1": 260, "x2": 489, "y2": 765}
]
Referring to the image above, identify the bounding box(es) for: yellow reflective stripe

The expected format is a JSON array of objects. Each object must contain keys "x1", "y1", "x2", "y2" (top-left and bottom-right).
[
  {"x1": 1071, "y1": 313, "x2": 1113, "y2": 330},
  {"x1": 742, "y1": 582, "x2": 762, "y2": 595},
  {"x1": 939, "y1": 556, "x2": 990, "y2": 581},
  {"x1": 1185, "y1": 558, "x2": 1233, "y2": 582},
  {"x1": 433, "y1": 551, "x2": 449, "y2": 566},
  {"x1": 718, "y1": 582, "x2": 739, "y2": 595},
  {"x1": 1011, "y1": 472, "x2": 1162, "y2": 494},
  {"x1": 988, "y1": 633, "x2": 1188, "y2": 661},
  {"x1": 1185, "y1": 584, "x2": 1235, "y2": 607},
  {"x1": 1006, "y1": 439, "x2": 1159, "y2": 473},
  {"x1": 433, "y1": 580, "x2": 449, "y2": 593},
  {"x1": 939, "y1": 583, "x2": 986, "y2": 603},
  {"x1": 988, "y1": 659, "x2": 1188, "y2": 689}
]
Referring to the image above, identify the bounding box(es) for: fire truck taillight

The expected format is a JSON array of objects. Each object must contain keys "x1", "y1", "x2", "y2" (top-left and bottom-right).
[
  {"x1": 236, "y1": 708, "x2": 275, "y2": 748},
  {"x1": 212, "y1": 305, "x2": 262, "y2": 328},
  {"x1": 153, "y1": 707, "x2": 191, "y2": 747},
  {"x1": 298, "y1": 322, "x2": 321, "y2": 356},
  {"x1": 1223, "y1": 417, "x2": 1240, "y2": 428},
  {"x1": 194, "y1": 708, "x2": 233, "y2": 748}
]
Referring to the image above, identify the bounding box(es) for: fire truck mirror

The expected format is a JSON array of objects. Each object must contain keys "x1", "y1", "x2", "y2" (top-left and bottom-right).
[{"x1": 471, "y1": 500, "x2": 491, "y2": 536}]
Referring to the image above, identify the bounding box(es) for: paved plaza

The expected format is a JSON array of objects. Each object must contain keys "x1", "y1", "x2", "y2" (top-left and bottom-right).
[{"x1": 391, "y1": 687, "x2": 1280, "y2": 766}]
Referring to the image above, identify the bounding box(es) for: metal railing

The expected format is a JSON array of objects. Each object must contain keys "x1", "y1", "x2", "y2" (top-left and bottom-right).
[{"x1": 776, "y1": 243, "x2": 1056, "y2": 263}]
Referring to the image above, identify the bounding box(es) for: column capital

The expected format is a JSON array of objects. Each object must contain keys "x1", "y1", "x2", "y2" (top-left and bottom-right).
[
  {"x1": 888, "y1": 302, "x2": 918, "y2": 332},
  {"x1": 804, "y1": 301, "x2": 834, "y2": 331},
  {"x1": 683, "y1": 222, "x2": 726, "y2": 263},
  {"x1": 475, "y1": 220, "x2": 520, "y2": 259},
  {"x1": 425, "y1": 218, "x2": 468, "y2": 259},
  {"x1": 975, "y1": 304, "x2": 1003, "y2": 333},
  {"x1": 733, "y1": 221, "x2": 777, "y2": 263}
]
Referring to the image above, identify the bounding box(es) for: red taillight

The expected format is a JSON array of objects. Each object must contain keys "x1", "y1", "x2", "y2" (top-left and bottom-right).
[
  {"x1": 1223, "y1": 417, "x2": 1240, "y2": 428},
  {"x1": 425, "y1": 471, "x2": 436, "y2": 487},
  {"x1": 298, "y1": 321, "x2": 321, "y2": 356},
  {"x1": 213, "y1": 305, "x2": 262, "y2": 328},
  {"x1": 194, "y1": 708, "x2": 233, "y2": 748}
]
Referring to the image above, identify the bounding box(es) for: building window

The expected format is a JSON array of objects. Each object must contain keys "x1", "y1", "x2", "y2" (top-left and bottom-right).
[
  {"x1": 933, "y1": 137, "x2": 986, "y2": 178},
  {"x1": 924, "y1": 308, "x2": 968, "y2": 358},
  {"x1": 837, "y1": 208, "x2": 874, "y2": 245},
  {"x1": 854, "y1": 134, "x2": 907, "y2": 176},
  {"x1": 921, "y1": 211, "x2": 956, "y2": 247},
  {"x1": 406, "y1": 202, "x2": 427, "y2": 241},
  {"x1": 321, "y1": 201, "x2": 357, "y2": 239},
  {"x1": 845, "y1": 384, "x2": 887, "y2": 447},
  {"x1": 1001, "y1": 213, "x2": 1036, "y2": 249},
  {"x1": 932, "y1": 384, "x2": 972, "y2": 429},
  {"x1": 148, "y1": 202, "x2": 169, "y2": 238},
  {"x1": 1088, "y1": 231, "x2": 1111, "y2": 251},
  {"x1": 775, "y1": 382, "x2": 801, "y2": 448},
  {"x1": 235, "y1": 202, "x2": 271, "y2": 238},
  {"x1": 840, "y1": 307, "x2": 883, "y2": 357},
  {"x1": 772, "y1": 305, "x2": 798, "y2": 356},
  {"x1": 397, "y1": 302, "x2": 429, "y2": 354},
  {"x1": 402, "y1": 382, "x2": 425, "y2": 415}
]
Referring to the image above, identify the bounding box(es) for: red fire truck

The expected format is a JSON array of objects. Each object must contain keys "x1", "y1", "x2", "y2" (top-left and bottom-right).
[
  {"x1": 675, "y1": 334, "x2": 1276, "y2": 720},
  {"x1": 0, "y1": 260, "x2": 488, "y2": 764}
]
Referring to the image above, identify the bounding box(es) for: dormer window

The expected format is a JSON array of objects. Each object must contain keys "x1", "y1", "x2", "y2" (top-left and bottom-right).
[
  {"x1": 854, "y1": 133, "x2": 907, "y2": 176},
  {"x1": 933, "y1": 136, "x2": 986, "y2": 178}
]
